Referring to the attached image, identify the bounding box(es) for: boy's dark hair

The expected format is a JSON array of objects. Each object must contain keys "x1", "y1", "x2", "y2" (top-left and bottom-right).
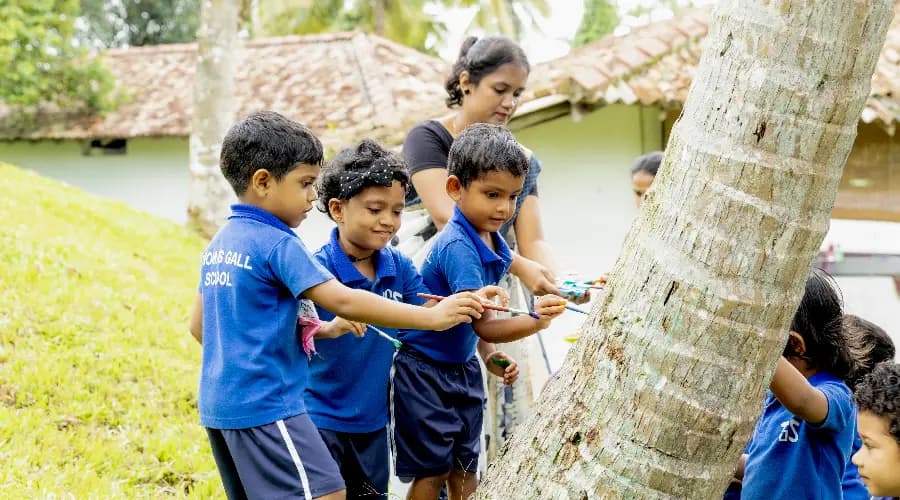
[
  {"x1": 445, "y1": 36, "x2": 530, "y2": 108},
  {"x1": 786, "y1": 268, "x2": 854, "y2": 381},
  {"x1": 447, "y1": 123, "x2": 528, "y2": 188},
  {"x1": 220, "y1": 110, "x2": 324, "y2": 196},
  {"x1": 844, "y1": 314, "x2": 896, "y2": 388},
  {"x1": 316, "y1": 139, "x2": 410, "y2": 221},
  {"x1": 631, "y1": 151, "x2": 663, "y2": 177},
  {"x1": 854, "y1": 362, "x2": 900, "y2": 443}
]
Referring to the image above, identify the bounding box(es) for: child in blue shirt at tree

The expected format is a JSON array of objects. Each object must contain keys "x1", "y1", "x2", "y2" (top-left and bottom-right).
[
  {"x1": 188, "y1": 111, "x2": 486, "y2": 500},
  {"x1": 391, "y1": 123, "x2": 568, "y2": 500},
  {"x1": 740, "y1": 269, "x2": 857, "y2": 500},
  {"x1": 842, "y1": 315, "x2": 895, "y2": 500},
  {"x1": 303, "y1": 139, "x2": 512, "y2": 499},
  {"x1": 851, "y1": 362, "x2": 900, "y2": 500}
]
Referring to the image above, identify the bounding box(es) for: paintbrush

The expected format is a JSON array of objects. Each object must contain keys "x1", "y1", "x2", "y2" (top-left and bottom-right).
[{"x1": 416, "y1": 292, "x2": 540, "y2": 319}]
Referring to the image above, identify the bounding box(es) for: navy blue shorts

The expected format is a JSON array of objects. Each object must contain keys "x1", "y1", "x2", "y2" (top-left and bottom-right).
[
  {"x1": 206, "y1": 413, "x2": 345, "y2": 499},
  {"x1": 318, "y1": 427, "x2": 389, "y2": 499},
  {"x1": 390, "y1": 347, "x2": 484, "y2": 479}
]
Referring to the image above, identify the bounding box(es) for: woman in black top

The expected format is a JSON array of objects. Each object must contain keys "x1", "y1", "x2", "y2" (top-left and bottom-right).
[{"x1": 399, "y1": 35, "x2": 581, "y2": 300}]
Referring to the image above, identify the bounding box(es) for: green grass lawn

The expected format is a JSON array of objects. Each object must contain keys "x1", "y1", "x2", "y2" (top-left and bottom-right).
[{"x1": 0, "y1": 163, "x2": 224, "y2": 497}]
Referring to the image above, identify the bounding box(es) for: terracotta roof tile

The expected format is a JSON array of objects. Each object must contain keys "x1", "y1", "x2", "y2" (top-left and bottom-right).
[
  {"x1": 516, "y1": 3, "x2": 900, "y2": 132},
  {"x1": 0, "y1": 31, "x2": 449, "y2": 148}
]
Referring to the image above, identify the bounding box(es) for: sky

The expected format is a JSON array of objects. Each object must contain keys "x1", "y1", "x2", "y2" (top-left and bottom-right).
[{"x1": 434, "y1": 0, "x2": 717, "y2": 64}]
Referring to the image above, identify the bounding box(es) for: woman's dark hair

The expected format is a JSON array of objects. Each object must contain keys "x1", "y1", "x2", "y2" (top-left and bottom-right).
[
  {"x1": 316, "y1": 139, "x2": 409, "y2": 221},
  {"x1": 444, "y1": 36, "x2": 530, "y2": 108},
  {"x1": 854, "y1": 362, "x2": 900, "y2": 443},
  {"x1": 631, "y1": 151, "x2": 663, "y2": 177},
  {"x1": 844, "y1": 314, "x2": 895, "y2": 388},
  {"x1": 785, "y1": 268, "x2": 853, "y2": 381}
]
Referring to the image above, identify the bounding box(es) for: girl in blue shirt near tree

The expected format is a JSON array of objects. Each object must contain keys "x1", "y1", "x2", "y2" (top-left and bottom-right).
[
  {"x1": 740, "y1": 269, "x2": 857, "y2": 500},
  {"x1": 304, "y1": 139, "x2": 516, "y2": 499}
]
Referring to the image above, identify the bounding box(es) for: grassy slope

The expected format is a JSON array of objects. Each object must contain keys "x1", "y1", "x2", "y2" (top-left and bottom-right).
[{"x1": 0, "y1": 163, "x2": 223, "y2": 497}]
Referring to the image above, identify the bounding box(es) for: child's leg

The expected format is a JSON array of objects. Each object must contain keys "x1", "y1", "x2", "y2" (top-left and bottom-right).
[
  {"x1": 407, "y1": 473, "x2": 449, "y2": 500},
  {"x1": 390, "y1": 349, "x2": 461, "y2": 496},
  {"x1": 219, "y1": 413, "x2": 346, "y2": 499},
  {"x1": 205, "y1": 427, "x2": 249, "y2": 500},
  {"x1": 446, "y1": 469, "x2": 477, "y2": 500},
  {"x1": 329, "y1": 428, "x2": 390, "y2": 499}
]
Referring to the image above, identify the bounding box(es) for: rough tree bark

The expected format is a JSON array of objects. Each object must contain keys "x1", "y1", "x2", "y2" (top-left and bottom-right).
[
  {"x1": 479, "y1": 1, "x2": 892, "y2": 498},
  {"x1": 187, "y1": 0, "x2": 240, "y2": 238}
]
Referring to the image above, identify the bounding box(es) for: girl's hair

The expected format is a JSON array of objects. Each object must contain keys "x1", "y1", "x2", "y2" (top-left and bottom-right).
[
  {"x1": 631, "y1": 151, "x2": 663, "y2": 177},
  {"x1": 444, "y1": 36, "x2": 530, "y2": 108},
  {"x1": 786, "y1": 268, "x2": 853, "y2": 381},
  {"x1": 316, "y1": 139, "x2": 410, "y2": 221},
  {"x1": 843, "y1": 314, "x2": 895, "y2": 388}
]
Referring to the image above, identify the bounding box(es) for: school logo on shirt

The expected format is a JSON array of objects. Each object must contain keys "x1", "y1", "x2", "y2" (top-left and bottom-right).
[
  {"x1": 383, "y1": 289, "x2": 402, "y2": 302},
  {"x1": 201, "y1": 249, "x2": 253, "y2": 288},
  {"x1": 778, "y1": 418, "x2": 800, "y2": 443}
]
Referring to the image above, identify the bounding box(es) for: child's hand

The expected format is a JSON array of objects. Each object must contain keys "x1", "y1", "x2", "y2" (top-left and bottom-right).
[
  {"x1": 534, "y1": 294, "x2": 567, "y2": 327},
  {"x1": 428, "y1": 292, "x2": 484, "y2": 330},
  {"x1": 475, "y1": 285, "x2": 509, "y2": 307},
  {"x1": 484, "y1": 351, "x2": 519, "y2": 385},
  {"x1": 317, "y1": 317, "x2": 367, "y2": 339}
]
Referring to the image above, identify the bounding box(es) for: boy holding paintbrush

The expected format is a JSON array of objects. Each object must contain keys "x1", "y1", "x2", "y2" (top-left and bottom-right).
[{"x1": 392, "y1": 124, "x2": 567, "y2": 500}]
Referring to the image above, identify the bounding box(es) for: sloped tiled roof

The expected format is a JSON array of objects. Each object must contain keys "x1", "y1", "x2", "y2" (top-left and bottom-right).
[
  {"x1": 515, "y1": 4, "x2": 900, "y2": 134},
  {"x1": 0, "y1": 31, "x2": 450, "y2": 149}
]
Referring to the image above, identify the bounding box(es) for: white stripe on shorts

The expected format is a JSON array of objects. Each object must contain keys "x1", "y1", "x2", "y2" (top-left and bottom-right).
[
  {"x1": 388, "y1": 350, "x2": 400, "y2": 472},
  {"x1": 276, "y1": 419, "x2": 312, "y2": 500}
]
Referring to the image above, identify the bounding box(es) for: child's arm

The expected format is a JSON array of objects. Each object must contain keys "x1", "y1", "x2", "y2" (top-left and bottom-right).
[
  {"x1": 477, "y1": 340, "x2": 519, "y2": 385},
  {"x1": 472, "y1": 294, "x2": 567, "y2": 343},
  {"x1": 769, "y1": 357, "x2": 829, "y2": 424},
  {"x1": 304, "y1": 279, "x2": 483, "y2": 331},
  {"x1": 189, "y1": 293, "x2": 202, "y2": 344},
  {"x1": 316, "y1": 317, "x2": 367, "y2": 339}
]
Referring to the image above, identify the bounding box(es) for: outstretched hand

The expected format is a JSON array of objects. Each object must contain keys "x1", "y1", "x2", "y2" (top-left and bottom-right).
[{"x1": 428, "y1": 291, "x2": 484, "y2": 331}]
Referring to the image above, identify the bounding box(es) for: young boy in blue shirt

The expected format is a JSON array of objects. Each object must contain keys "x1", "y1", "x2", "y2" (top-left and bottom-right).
[
  {"x1": 852, "y1": 362, "x2": 900, "y2": 500},
  {"x1": 391, "y1": 124, "x2": 568, "y2": 500},
  {"x1": 188, "y1": 111, "x2": 486, "y2": 500},
  {"x1": 304, "y1": 139, "x2": 512, "y2": 499}
]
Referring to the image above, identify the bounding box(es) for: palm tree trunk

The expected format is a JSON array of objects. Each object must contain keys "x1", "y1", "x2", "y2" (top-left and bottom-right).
[
  {"x1": 477, "y1": 0, "x2": 892, "y2": 498},
  {"x1": 188, "y1": 0, "x2": 240, "y2": 237},
  {"x1": 373, "y1": 0, "x2": 386, "y2": 36}
]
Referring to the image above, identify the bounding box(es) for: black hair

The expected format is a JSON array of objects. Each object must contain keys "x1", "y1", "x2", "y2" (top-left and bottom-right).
[
  {"x1": 447, "y1": 123, "x2": 528, "y2": 188},
  {"x1": 444, "y1": 36, "x2": 530, "y2": 108},
  {"x1": 316, "y1": 139, "x2": 410, "y2": 221},
  {"x1": 785, "y1": 268, "x2": 853, "y2": 381},
  {"x1": 844, "y1": 314, "x2": 896, "y2": 388},
  {"x1": 631, "y1": 151, "x2": 663, "y2": 177},
  {"x1": 220, "y1": 110, "x2": 324, "y2": 196},
  {"x1": 854, "y1": 362, "x2": 900, "y2": 443}
]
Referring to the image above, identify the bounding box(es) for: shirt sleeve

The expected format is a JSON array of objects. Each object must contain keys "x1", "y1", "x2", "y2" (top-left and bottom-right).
[
  {"x1": 397, "y1": 252, "x2": 430, "y2": 306},
  {"x1": 440, "y1": 240, "x2": 486, "y2": 293},
  {"x1": 809, "y1": 380, "x2": 853, "y2": 433},
  {"x1": 402, "y1": 123, "x2": 449, "y2": 176},
  {"x1": 267, "y1": 236, "x2": 334, "y2": 298}
]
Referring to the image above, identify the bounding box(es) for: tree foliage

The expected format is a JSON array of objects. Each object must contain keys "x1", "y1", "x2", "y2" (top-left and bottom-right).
[
  {"x1": 0, "y1": 1, "x2": 116, "y2": 112},
  {"x1": 574, "y1": 0, "x2": 618, "y2": 46},
  {"x1": 77, "y1": 0, "x2": 199, "y2": 49},
  {"x1": 457, "y1": 0, "x2": 551, "y2": 40}
]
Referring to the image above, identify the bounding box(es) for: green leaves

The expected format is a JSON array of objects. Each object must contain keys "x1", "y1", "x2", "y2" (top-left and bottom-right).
[{"x1": 0, "y1": 1, "x2": 116, "y2": 113}]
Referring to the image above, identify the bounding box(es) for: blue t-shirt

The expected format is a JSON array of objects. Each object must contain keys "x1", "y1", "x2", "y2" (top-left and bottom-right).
[
  {"x1": 843, "y1": 432, "x2": 870, "y2": 500},
  {"x1": 742, "y1": 372, "x2": 855, "y2": 500},
  {"x1": 398, "y1": 206, "x2": 513, "y2": 363},
  {"x1": 198, "y1": 204, "x2": 333, "y2": 429},
  {"x1": 304, "y1": 228, "x2": 429, "y2": 433}
]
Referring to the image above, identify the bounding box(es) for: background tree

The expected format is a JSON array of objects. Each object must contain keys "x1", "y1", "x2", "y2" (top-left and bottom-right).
[
  {"x1": 0, "y1": 1, "x2": 115, "y2": 113},
  {"x1": 77, "y1": 0, "x2": 200, "y2": 49},
  {"x1": 477, "y1": 0, "x2": 892, "y2": 497},
  {"x1": 187, "y1": 0, "x2": 239, "y2": 237},
  {"x1": 573, "y1": 0, "x2": 618, "y2": 46},
  {"x1": 457, "y1": 0, "x2": 551, "y2": 40}
]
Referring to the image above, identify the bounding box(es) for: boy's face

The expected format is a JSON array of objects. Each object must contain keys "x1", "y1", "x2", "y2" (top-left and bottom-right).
[
  {"x1": 448, "y1": 170, "x2": 524, "y2": 234},
  {"x1": 330, "y1": 181, "x2": 405, "y2": 252},
  {"x1": 255, "y1": 163, "x2": 320, "y2": 228},
  {"x1": 852, "y1": 410, "x2": 900, "y2": 497}
]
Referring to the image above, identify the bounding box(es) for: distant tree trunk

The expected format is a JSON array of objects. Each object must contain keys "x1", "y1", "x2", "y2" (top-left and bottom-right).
[
  {"x1": 372, "y1": 0, "x2": 386, "y2": 35},
  {"x1": 478, "y1": 1, "x2": 892, "y2": 498},
  {"x1": 187, "y1": 0, "x2": 240, "y2": 237}
]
